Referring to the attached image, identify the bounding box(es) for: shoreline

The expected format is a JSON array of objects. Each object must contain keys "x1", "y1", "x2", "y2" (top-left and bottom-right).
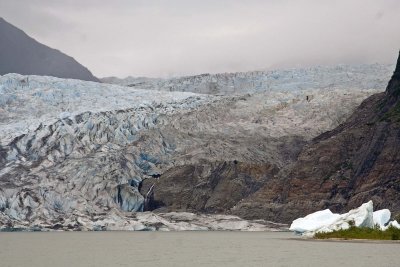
[{"x1": 292, "y1": 236, "x2": 400, "y2": 244}]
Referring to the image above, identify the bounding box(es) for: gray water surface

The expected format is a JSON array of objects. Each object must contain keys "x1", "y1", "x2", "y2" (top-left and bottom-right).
[{"x1": 0, "y1": 231, "x2": 398, "y2": 267}]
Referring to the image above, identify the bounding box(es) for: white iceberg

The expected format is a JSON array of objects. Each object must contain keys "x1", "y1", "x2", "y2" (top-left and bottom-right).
[
  {"x1": 290, "y1": 201, "x2": 374, "y2": 236},
  {"x1": 373, "y1": 209, "x2": 391, "y2": 229},
  {"x1": 289, "y1": 209, "x2": 341, "y2": 233},
  {"x1": 340, "y1": 201, "x2": 374, "y2": 228},
  {"x1": 383, "y1": 220, "x2": 400, "y2": 230}
]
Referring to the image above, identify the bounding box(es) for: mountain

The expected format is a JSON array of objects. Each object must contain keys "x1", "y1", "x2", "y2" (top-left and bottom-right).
[
  {"x1": 232, "y1": 52, "x2": 400, "y2": 223},
  {"x1": 0, "y1": 61, "x2": 390, "y2": 230},
  {"x1": 0, "y1": 18, "x2": 98, "y2": 82}
]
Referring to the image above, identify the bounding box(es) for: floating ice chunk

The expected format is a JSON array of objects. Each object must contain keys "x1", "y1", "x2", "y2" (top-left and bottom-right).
[
  {"x1": 373, "y1": 209, "x2": 391, "y2": 229},
  {"x1": 389, "y1": 220, "x2": 400, "y2": 229},
  {"x1": 289, "y1": 209, "x2": 341, "y2": 233},
  {"x1": 290, "y1": 201, "x2": 374, "y2": 236},
  {"x1": 383, "y1": 220, "x2": 400, "y2": 230},
  {"x1": 340, "y1": 201, "x2": 374, "y2": 228}
]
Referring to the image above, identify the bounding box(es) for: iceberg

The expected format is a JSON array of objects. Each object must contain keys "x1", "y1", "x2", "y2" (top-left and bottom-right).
[
  {"x1": 383, "y1": 220, "x2": 400, "y2": 230},
  {"x1": 373, "y1": 209, "x2": 391, "y2": 228},
  {"x1": 290, "y1": 201, "x2": 400, "y2": 237},
  {"x1": 289, "y1": 209, "x2": 341, "y2": 233},
  {"x1": 339, "y1": 201, "x2": 374, "y2": 228},
  {"x1": 290, "y1": 201, "x2": 375, "y2": 236}
]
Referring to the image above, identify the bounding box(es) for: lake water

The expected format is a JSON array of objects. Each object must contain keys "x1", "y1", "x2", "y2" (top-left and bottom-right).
[{"x1": 0, "y1": 231, "x2": 398, "y2": 266}]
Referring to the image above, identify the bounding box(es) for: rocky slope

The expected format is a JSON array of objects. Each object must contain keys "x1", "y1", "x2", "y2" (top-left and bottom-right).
[
  {"x1": 0, "y1": 62, "x2": 393, "y2": 230},
  {"x1": 233, "y1": 52, "x2": 400, "y2": 223},
  {"x1": 0, "y1": 18, "x2": 98, "y2": 82}
]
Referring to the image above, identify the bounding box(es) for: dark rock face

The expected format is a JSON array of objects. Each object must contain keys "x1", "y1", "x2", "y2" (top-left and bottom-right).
[
  {"x1": 143, "y1": 52, "x2": 400, "y2": 224},
  {"x1": 386, "y1": 51, "x2": 400, "y2": 105},
  {"x1": 142, "y1": 161, "x2": 279, "y2": 213},
  {"x1": 0, "y1": 18, "x2": 98, "y2": 82},
  {"x1": 233, "y1": 51, "x2": 400, "y2": 223}
]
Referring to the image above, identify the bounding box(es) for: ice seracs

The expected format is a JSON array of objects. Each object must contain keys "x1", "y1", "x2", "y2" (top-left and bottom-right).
[
  {"x1": 101, "y1": 63, "x2": 394, "y2": 95},
  {"x1": 290, "y1": 201, "x2": 400, "y2": 236}
]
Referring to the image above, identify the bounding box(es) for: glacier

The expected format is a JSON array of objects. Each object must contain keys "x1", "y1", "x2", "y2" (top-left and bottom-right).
[
  {"x1": 0, "y1": 63, "x2": 395, "y2": 231},
  {"x1": 102, "y1": 63, "x2": 394, "y2": 95}
]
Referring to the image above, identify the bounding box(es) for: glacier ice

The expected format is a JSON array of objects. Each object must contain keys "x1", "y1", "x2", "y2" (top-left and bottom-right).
[
  {"x1": 384, "y1": 220, "x2": 400, "y2": 230},
  {"x1": 0, "y1": 65, "x2": 395, "y2": 231},
  {"x1": 102, "y1": 64, "x2": 394, "y2": 95},
  {"x1": 289, "y1": 209, "x2": 341, "y2": 233},
  {"x1": 290, "y1": 201, "x2": 400, "y2": 236},
  {"x1": 373, "y1": 209, "x2": 391, "y2": 228},
  {"x1": 290, "y1": 201, "x2": 374, "y2": 236}
]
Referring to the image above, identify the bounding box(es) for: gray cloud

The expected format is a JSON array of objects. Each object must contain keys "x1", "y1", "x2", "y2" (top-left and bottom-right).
[{"x1": 1, "y1": 0, "x2": 400, "y2": 77}]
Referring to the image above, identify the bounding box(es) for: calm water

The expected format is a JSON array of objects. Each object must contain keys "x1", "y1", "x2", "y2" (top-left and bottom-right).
[{"x1": 0, "y1": 231, "x2": 398, "y2": 266}]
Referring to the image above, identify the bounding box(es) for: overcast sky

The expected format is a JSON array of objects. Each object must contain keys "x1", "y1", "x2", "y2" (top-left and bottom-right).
[{"x1": 1, "y1": 0, "x2": 400, "y2": 78}]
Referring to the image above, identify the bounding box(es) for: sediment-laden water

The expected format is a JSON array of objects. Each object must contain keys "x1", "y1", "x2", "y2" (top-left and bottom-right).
[{"x1": 0, "y1": 231, "x2": 398, "y2": 267}]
